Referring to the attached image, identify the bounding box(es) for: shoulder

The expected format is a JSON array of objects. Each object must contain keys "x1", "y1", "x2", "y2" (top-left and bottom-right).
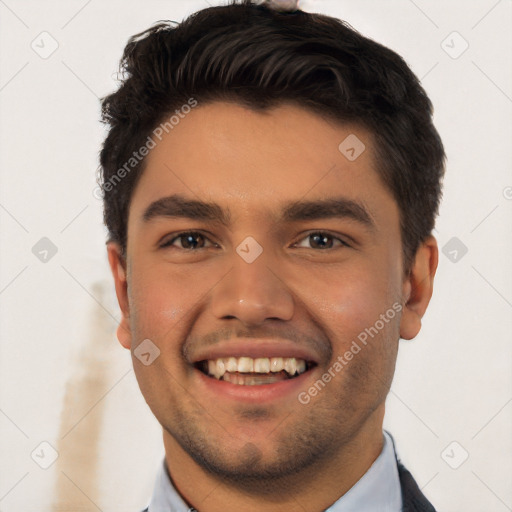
[
  {"x1": 397, "y1": 459, "x2": 437, "y2": 512},
  {"x1": 385, "y1": 430, "x2": 437, "y2": 512}
]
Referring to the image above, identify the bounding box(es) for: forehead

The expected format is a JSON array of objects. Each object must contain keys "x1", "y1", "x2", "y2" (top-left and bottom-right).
[{"x1": 129, "y1": 101, "x2": 396, "y2": 225}]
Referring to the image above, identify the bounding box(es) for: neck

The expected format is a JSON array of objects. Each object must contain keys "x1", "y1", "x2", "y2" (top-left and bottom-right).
[{"x1": 162, "y1": 407, "x2": 385, "y2": 512}]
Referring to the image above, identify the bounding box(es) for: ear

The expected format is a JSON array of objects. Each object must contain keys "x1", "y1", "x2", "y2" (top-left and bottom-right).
[
  {"x1": 107, "y1": 242, "x2": 132, "y2": 349},
  {"x1": 399, "y1": 236, "x2": 438, "y2": 340}
]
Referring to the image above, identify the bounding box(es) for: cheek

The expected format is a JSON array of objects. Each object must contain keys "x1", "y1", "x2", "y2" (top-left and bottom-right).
[
  {"x1": 300, "y1": 262, "x2": 400, "y2": 353},
  {"x1": 130, "y1": 255, "x2": 211, "y2": 315},
  {"x1": 127, "y1": 263, "x2": 191, "y2": 344}
]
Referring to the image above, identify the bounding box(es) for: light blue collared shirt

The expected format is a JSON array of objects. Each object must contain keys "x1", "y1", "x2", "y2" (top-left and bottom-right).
[{"x1": 147, "y1": 430, "x2": 402, "y2": 512}]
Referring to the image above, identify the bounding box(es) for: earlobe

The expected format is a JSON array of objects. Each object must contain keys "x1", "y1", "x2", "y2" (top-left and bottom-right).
[
  {"x1": 399, "y1": 236, "x2": 439, "y2": 340},
  {"x1": 107, "y1": 242, "x2": 132, "y2": 350}
]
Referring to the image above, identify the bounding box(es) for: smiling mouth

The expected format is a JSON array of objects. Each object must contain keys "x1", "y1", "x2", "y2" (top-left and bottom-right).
[{"x1": 195, "y1": 356, "x2": 316, "y2": 386}]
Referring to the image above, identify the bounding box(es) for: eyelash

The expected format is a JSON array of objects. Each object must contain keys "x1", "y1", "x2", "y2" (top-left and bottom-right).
[{"x1": 159, "y1": 231, "x2": 350, "y2": 250}]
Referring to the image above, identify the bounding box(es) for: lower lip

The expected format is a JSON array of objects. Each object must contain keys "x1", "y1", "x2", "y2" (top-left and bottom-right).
[{"x1": 194, "y1": 367, "x2": 315, "y2": 404}]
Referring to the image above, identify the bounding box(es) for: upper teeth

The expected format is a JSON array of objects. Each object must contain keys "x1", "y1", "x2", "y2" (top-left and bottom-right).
[{"x1": 206, "y1": 357, "x2": 307, "y2": 379}]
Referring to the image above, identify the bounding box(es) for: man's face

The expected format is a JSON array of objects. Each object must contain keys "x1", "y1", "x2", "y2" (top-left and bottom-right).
[{"x1": 109, "y1": 102, "x2": 417, "y2": 482}]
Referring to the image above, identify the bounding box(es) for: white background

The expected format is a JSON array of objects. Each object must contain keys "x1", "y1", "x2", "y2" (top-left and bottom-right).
[{"x1": 0, "y1": 0, "x2": 511, "y2": 510}]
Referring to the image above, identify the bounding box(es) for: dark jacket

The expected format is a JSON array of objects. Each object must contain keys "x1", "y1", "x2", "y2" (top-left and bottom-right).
[
  {"x1": 141, "y1": 457, "x2": 437, "y2": 511},
  {"x1": 396, "y1": 459, "x2": 437, "y2": 512}
]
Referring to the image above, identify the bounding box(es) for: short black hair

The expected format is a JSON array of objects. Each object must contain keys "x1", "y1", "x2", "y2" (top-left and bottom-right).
[{"x1": 99, "y1": 0, "x2": 445, "y2": 272}]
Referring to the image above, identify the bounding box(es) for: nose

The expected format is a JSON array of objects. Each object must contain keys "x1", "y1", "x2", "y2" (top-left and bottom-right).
[{"x1": 211, "y1": 255, "x2": 295, "y2": 327}]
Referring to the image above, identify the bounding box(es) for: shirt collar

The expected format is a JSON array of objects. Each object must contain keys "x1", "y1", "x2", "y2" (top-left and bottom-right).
[
  {"x1": 325, "y1": 430, "x2": 402, "y2": 511},
  {"x1": 147, "y1": 430, "x2": 402, "y2": 512}
]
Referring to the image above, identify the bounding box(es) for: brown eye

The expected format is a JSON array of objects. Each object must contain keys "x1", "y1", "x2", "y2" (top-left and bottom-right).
[
  {"x1": 295, "y1": 232, "x2": 347, "y2": 250},
  {"x1": 161, "y1": 232, "x2": 212, "y2": 250}
]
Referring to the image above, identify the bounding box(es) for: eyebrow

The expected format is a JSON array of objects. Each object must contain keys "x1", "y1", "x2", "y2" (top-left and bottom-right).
[
  {"x1": 142, "y1": 195, "x2": 231, "y2": 226},
  {"x1": 282, "y1": 198, "x2": 375, "y2": 230},
  {"x1": 142, "y1": 194, "x2": 375, "y2": 230}
]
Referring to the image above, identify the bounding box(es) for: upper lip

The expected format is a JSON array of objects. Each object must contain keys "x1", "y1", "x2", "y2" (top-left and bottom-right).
[{"x1": 189, "y1": 338, "x2": 320, "y2": 365}]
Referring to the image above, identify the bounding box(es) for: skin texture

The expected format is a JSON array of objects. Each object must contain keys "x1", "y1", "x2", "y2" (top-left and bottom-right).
[{"x1": 107, "y1": 102, "x2": 438, "y2": 512}]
